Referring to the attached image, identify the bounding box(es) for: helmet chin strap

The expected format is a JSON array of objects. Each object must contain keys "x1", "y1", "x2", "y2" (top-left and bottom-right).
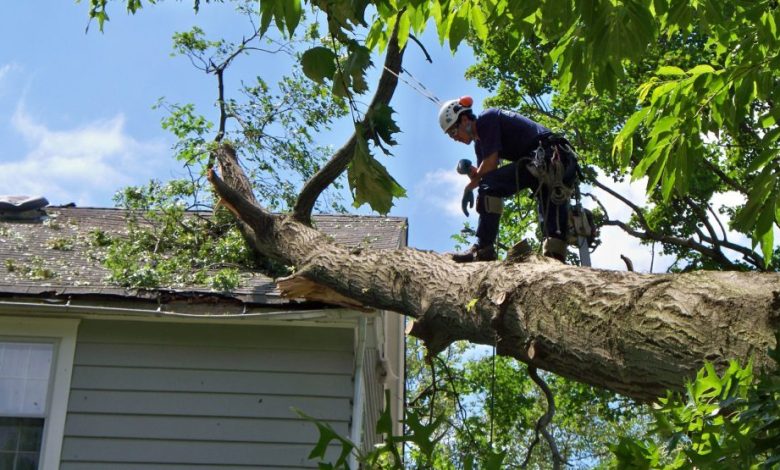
[{"x1": 465, "y1": 120, "x2": 476, "y2": 140}]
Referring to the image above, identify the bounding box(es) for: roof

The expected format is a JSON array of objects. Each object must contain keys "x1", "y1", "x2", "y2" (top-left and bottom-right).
[{"x1": 0, "y1": 206, "x2": 407, "y2": 308}]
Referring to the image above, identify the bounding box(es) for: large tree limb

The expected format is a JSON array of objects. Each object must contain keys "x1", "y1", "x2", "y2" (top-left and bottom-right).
[{"x1": 209, "y1": 168, "x2": 780, "y2": 402}]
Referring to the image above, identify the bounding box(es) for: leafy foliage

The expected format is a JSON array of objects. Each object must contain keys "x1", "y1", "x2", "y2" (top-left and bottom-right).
[
  {"x1": 93, "y1": 6, "x2": 355, "y2": 290},
  {"x1": 402, "y1": 339, "x2": 650, "y2": 468},
  {"x1": 86, "y1": 1, "x2": 780, "y2": 252},
  {"x1": 611, "y1": 342, "x2": 780, "y2": 468},
  {"x1": 466, "y1": 14, "x2": 775, "y2": 271},
  {"x1": 104, "y1": 180, "x2": 254, "y2": 290},
  {"x1": 347, "y1": 128, "x2": 406, "y2": 214}
]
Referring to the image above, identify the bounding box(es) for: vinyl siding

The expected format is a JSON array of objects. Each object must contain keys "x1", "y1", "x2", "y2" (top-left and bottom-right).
[{"x1": 61, "y1": 320, "x2": 355, "y2": 469}]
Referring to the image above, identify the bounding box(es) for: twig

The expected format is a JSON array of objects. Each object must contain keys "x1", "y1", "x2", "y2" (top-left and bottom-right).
[
  {"x1": 521, "y1": 366, "x2": 564, "y2": 469},
  {"x1": 435, "y1": 356, "x2": 480, "y2": 449},
  {"x1": 428, "y1": 359, "x2": 437, "y2": 423},
  {"x1": 620, "y1": 255, "x2": 634, "y2": 272},
  {"x1": 408, "y1": 33, "x2": 432, "y2": 63},
  {"x1": 706, "y1": 202, "x2": 729, "y2": 242},
  {"x1": 650, "y1": 241, "x2": 656, "y2": 273},
  {"x1": 592, "y1": 179, "x2": 650, "y2": 228}
]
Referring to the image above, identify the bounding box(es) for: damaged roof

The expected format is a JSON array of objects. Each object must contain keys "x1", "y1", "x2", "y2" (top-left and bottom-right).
[{"x1": 0, "y1": 206, "x2": 407, "y2": 308}]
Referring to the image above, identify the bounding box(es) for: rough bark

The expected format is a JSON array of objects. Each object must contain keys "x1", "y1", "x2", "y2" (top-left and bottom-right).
[
  {"x1": 209, "y1": 168, "x2": 780, "y2": 402},
  {"x1": 203, "y1": 13, "x2": 780, "y2": 404}
]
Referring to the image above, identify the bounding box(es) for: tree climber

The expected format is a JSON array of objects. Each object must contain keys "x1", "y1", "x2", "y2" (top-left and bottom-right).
[{"x1": 441, "y1": 96, "x2": 579, "y2": 263}]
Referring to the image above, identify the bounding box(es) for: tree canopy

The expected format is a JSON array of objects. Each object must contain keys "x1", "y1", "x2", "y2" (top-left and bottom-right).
[{"x1": 85, "y1": 0, "x2": 779, "y2": 267}]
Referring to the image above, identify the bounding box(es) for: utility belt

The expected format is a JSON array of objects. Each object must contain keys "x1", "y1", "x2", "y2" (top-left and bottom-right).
[
  {"x1": 526, "y1": 134, "x2": 579, "y2": 205},
  {"x1": 538, "y1": 132, "x2": 573, "y2": 149}
]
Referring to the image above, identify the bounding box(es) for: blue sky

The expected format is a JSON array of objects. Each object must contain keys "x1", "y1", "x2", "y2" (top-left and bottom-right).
[{"x1": 2, "y1": 1, "x2": 726, "y2": 272}]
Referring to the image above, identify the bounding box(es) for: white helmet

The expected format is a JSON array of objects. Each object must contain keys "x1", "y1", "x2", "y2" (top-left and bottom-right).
[{"x1": 438, "y1": 96, "x2": 474, "y2": 133}]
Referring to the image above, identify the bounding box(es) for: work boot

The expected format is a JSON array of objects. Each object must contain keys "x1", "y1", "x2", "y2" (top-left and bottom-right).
[{"x1": 452, "y1": 244, "x2": 497, "y2": 263}]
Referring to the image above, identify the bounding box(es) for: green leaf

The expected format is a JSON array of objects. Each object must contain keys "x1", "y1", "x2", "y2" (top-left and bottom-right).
[
  {"x1": 367, "y1": 103, "x2": 400, "y2": 148},
  {"x1": 331, "y1": 70, "x2": 349, "y2": 98},
  {"x1": 403, "y1": 405, "x2": 445, "y2": 458},
  {"x1": 756, "y1": 196, "x2": 776, "y2": 266},
  {"x1": 448, "y1": 4, "x2": 470, "y2": 51},
  {"x1": 483, "y1": 449, "x2": 507, "y2": 470},
  {"x1": 375, "y1": 389, "x2": 394, "y2": 436},
  {"x1": 614, "y1": 107, "x2": 651, "y2": 166},
  {"x1": 347, "y1": 129, "x2": 406, "y2": 214},
  {"x1": 661, "y1": 146, "x2": 679, "y2": 200},
  {"x1": 470, "y1": 2, "x2": 489, "y2": 41},
  {"x1": 259, "y1": 1, "x2": 274, "y2": 37},
  {"x1": 648, "y1": 116, "x2": 677, "y2": 139},
  {"x1": 366, "y1": 18, "x2": 388, "y2": 51},
  {"x1": 687, "y1": 64, "x2": 716, "y2": 76},
  {"x1": 734, "y1": 166, "x2": 776, "y2": 230},
  {"x1": 293, "y1": 407, "x2": 355, "y2": 466},
  {"x1": 282, "y1": 0, "x2": 302, "y2": 37},
  {"x1": 396, "y1": 9, "x2": 411, "y2": 49},
  {"x1": 759, "y1": 112, "x2": 777, "y2": 129},
  {"x1": 345, "y1": 45, "x2": 372, "y2": 94},
  {"x1": 301, "y1": 47, "x2": 337, "y2": 84},
  {"x1": 657, "y1": 66, "x2": 686, "y2": 76},
  {"x1": 748, "y1": 146, "x2": 779, "y2": 174},
  {"x1": 650, "y1": 81, "x2": 680, "y2": 104}
]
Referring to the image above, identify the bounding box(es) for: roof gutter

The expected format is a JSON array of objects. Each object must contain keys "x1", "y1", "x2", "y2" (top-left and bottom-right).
[
  {"x1": 0, "y1": 298, "x2": 373, "y2": 324},
  {"x1": 349, "y1": 316, "x2": 368, "y2": 469}
]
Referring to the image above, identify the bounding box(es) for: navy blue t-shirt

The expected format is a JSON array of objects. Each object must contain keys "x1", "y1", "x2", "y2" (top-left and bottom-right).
[{"x1": 474, "y1": 109, "x2": 551, "y2": 166}]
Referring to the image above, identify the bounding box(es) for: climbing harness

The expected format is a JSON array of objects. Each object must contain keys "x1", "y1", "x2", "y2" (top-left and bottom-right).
[{"x1": 522, "y1": 137, "x2": 599, "y2": 266}]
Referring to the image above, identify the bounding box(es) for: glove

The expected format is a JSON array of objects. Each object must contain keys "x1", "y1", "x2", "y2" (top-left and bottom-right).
[{"x1": 461, "y1": 189, "x2": 474, "y2": 217}]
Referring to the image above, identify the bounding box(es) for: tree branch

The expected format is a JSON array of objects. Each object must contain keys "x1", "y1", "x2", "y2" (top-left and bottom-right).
[
  {"x1": 292, "y1": 18, "x2": 405, "y2": 224},
  {"x1": 603, "y1": 219, "x2": 737, "y2": 269},
  {"x1": 211, "y1": 145, "x2": 780, "y2": 401},
  {"x1": 703, "y1": 158, "x2": 748, "y2": 195},
  {"x1": 594, "y1": 179, "x2": 765, "y2": 269},
  {"x1": 522, "y1": 366, "x2": 564, "y2": 469},
  {"x1": 408, "y1": 33, "x2": 432, "y2": 63},
  {"x1": 592, "y1": 179, "x2": 650, "y2": 228}
]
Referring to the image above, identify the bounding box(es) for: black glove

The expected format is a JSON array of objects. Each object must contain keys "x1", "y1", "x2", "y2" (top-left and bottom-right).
[{"x1": 461, "y1": 189, "x2": 474, "y2": 217}]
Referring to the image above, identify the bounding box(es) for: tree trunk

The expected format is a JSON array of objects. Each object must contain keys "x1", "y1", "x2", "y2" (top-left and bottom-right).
[{"x1": 209, "y1": 168, "x2": 780, "y2": 402}]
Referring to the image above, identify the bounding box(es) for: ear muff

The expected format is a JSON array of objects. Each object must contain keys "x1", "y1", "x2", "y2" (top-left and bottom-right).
[{"x1": 459, "y1": 96, "x2": 473, "y2": 107}]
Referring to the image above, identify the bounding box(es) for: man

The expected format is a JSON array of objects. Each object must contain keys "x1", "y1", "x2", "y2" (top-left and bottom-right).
[{"x1": 440, "y1": 96, "x2": 578, "y2": 263}]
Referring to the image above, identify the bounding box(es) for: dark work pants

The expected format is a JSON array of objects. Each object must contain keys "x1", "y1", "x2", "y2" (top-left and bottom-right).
[{"x1": 475, "y1": 155, "x2": 573, "y2": 248}]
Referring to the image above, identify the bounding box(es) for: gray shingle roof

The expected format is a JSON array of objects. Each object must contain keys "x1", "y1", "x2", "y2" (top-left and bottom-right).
[{"x1": 0, "y1": 206, "x2": 407, "y2": 306}]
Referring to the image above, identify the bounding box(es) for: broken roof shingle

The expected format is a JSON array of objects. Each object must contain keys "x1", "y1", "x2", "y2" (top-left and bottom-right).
[{"x1": 0, "y1": 207, "x2": 407, "y2": 306}]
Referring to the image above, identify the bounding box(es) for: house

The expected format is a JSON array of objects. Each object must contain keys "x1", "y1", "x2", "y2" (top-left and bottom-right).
[{"x1": 0, "y1": 199, "x2": 407, "y2": 470}]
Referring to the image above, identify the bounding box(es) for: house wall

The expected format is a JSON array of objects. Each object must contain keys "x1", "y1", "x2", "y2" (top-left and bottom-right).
[
  {"x1": 358, "y1": 311, "x2": 405, "y2": 454},
  {"x1": 60, "y1": 319, "x2": 355, "y2": 469}
]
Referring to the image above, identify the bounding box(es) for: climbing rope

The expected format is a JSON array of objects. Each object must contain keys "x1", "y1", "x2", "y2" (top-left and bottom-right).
[
  {"x1": 489, "y1": 339, "x2": 497, "y2": 448},
  {"x1": 382, "y1": 65, "x2": 441, "y2": 105}
]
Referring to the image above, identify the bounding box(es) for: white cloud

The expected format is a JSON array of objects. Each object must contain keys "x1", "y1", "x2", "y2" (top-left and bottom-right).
[
  {"x1": 581, "y1": 172, "x2": 678, "y2": 272},
  {"x1": 0, "y1": 63, "x2": 20, "y2": 93},
  {"x1": 1, "y1": 106, "x2": 168, "y2": 206},
  {"x1": 415, "y1": 168, "x2": 471, "y2": 220}
]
